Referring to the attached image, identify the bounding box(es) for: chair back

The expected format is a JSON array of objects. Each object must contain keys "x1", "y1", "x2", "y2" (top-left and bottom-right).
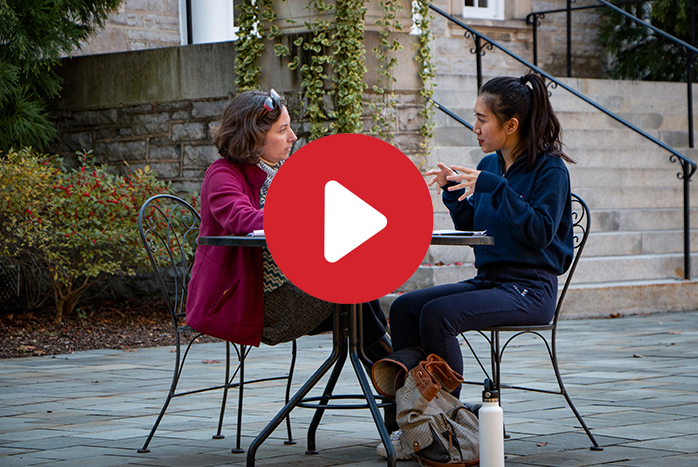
[
  {"x1": 138, "y1": 194, "x2": 201, "y2": 324},
  {"x1": 552, "y1": 193, "x2": 590, "y2": 327}
]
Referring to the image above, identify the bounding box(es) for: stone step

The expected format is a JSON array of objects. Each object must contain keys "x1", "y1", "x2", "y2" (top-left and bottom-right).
[
  {"x1": 432, "y1": 125, "x2": 689, "y2": 150},
  {"x1": 570, "y1": 253, "x2": 696, "y2": 284},
  {"x1": 557, "y1": 111, "x2": 692, "y2": 132},
  {"x1": 584, "y1": 230, "x2": 698, "y2": 257},
  {"x1": 380, "y1": 278, "x2": 698, "y2": 319},
  {"x1": 432, "y1": 103, "x2": 695, "y2": 132},
  {"x1": 556, "y1": 77, "x2": 691, "y2": 99},
  {"x1": 561, "y1": 279, "x2": 698, "y2": 318},
  {"x1": 430, "y1": 195, "x2": 695, "y2": 233},
  {"x1": 423, "y1": 229, "x2": 697, "y2": 263},
  {"x1": 398, "y1": 252, "x2": 697, "y2": 298},
  {"x1": 434, "y1": 75, "x2": 698, "y2": 109},
  {"x1": 569, "y1": 167, "x2": 681, "y2": 188},
  {"x1": 433, "y1": 91, "x2": 696, "y2": 123},
  {"x1": 573, "y1": 186, "x2": 698, "y2": 210},
  {"x1": 428, "y1": 183, "x2": 695, "y2": 214},
  {"x1": 590, "y1": 208, "x2": 698, "y2": 233},
  {"x1": 435, "y1": 74, "x2": 693, "y2": 99},
  {"x1": 426, "y1": 146, "x2": 695, "y2": 170},
  {"x1": 570, "y1": 147, "x2": 697, "y2": 169}
]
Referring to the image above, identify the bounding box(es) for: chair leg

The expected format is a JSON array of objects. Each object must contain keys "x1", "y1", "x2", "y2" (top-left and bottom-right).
[
  {"x1": 138, "y1": 388, "x2": 175, "y2": 453},
  {"x1": 232, "y1": 344, "x2": 246, "y2": 454},
  {"x1": 550, "y1": 335, "x2": 603, "y2": 451},
  {"x1": 138, "y1": 334, "x2": 185, "y2": 453},
  {"x1": 284, "y1": 340, "x2": 298, "y2": 445},
  {"x1": 213, "y1": 341, "x2": 232, "y2": 440}
]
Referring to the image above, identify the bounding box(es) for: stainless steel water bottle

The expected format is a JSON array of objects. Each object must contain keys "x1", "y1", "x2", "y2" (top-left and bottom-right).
[{"x1": 479, "y1": 378, "x2": 504, "y2": 467}]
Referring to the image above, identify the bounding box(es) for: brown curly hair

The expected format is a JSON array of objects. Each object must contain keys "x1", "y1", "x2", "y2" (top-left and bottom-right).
[{"x1": 213, "y1": 90, "x2": 287, "y2": 164}]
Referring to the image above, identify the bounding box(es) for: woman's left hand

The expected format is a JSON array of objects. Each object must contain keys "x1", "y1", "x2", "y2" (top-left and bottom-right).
[{"x1": 446, "y1": 165, "x2": 481, "y2": 201}]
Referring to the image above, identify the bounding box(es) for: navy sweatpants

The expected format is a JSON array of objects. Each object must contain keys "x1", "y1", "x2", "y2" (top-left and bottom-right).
[{"x1": 389, "y1": 266, "x2": 558, "y2": 398}]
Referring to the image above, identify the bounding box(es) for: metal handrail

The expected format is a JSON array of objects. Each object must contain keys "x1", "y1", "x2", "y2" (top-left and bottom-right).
[
  {"x1": 527, "y1": 1, "x2": 698, "y2": 148},
  {"x1": 428, "y1": 3, "x2": 696, "y2": 279},
  {"x1": 429, "y1": 99, "x2": 472, "y2": 131},
  {"x1": 525, "y1": 1, "x2": 648, "y2": 74}
]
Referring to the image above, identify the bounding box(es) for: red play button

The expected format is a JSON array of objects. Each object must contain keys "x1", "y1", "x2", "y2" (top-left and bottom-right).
[{"x1": 264, "y1": 134, "x2": 433, "y2": 304}]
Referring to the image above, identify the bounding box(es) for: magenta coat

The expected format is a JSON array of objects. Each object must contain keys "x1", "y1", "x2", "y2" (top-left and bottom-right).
[{"x1": 186, "y1": 159, "x2": 266, "y2": 346}]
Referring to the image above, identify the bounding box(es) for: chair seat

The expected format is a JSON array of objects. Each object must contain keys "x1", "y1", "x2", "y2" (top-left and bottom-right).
[{"x1": 482, "y1": 323, "x2": 553, "y2": 332}]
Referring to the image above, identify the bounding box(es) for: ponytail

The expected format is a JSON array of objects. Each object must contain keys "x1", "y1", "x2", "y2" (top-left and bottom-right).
[{"x1": 479, "y1": 73, "x2": 575, "y2": 168}]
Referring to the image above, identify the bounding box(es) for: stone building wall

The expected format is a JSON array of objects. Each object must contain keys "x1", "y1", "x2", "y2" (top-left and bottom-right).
[
  {"x1": 53, "y1": 38, "x2": 426, "y2": 194},
  {"x1": 74, "y1": 0, "x2": 181, "y2": 56}
]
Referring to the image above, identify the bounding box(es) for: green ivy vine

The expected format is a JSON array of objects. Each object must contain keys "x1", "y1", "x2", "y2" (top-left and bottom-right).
[
  {"x1": 298, "y1": 0, "x2": 335, "y2": 140},
  {"x1": 235, "y1": 0, "x2": 285, "y2": 91},
  {"x1": 234, "y1": 0, "x2": 265, "y2": 91},
  {"x1": 370, "y1": 1, "x2": 403, "y2": 144},
  {"x1": 414, "y1": 0, "x2": 436, "y2": 161},
  {"x1": 232, "y1": 0, "x2": 436, "y2": 154},
  {"x1": 332, "y1": 0, "x2": 368, "y2": 134}
]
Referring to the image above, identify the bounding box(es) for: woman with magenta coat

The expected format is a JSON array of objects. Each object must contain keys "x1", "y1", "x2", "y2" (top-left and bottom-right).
[{"x1": 185, "y1": 89, "x2": 392, "y2": 367}]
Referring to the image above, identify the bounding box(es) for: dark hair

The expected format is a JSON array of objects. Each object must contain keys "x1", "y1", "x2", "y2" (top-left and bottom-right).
[
  {"x1": 479, "y1": 73, "x2": 574, "y2": 168},
  {"x1": 213, "y1": 90, "x2": 287, "y2": 164}
]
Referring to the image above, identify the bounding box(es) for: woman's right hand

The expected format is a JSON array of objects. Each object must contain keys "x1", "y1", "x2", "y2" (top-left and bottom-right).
[{"x1": 425, "y1": 163, "x2": 456, "y2": 194}]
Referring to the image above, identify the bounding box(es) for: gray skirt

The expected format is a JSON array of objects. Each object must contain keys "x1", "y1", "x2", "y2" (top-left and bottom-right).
[{"x1": 261, "y1": 282, "x2": 334, "y2": 346}]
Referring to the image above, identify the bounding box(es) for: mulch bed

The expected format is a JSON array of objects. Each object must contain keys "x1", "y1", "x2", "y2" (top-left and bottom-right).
[{"x1": 0, "y1": 298, "x2": 204, "y2": 359}]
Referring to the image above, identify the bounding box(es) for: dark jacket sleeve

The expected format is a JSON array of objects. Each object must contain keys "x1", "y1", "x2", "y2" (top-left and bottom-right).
[
  {"x1": 475, "y1": 167, "x2": 570, "y2": 249},
  {"x1": 442, "y1": 181, "x2": 475, "y2": 231}
]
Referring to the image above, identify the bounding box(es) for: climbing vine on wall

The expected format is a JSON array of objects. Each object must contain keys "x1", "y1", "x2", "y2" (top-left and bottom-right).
[
  {"x1": 370, "y1": 1, "x2": 403, "y2": 144},
  {"x1": 233, "y1": 0, "x2": 436, "y2": 153},
  {"x1": 414, "y1": 0, "x2": 436, "y2": 161},
  {"x1": 235, "y1": 0, "x2": 285, "y2": 91},
  {"x1": 332, "y1": 0, "x2": 368, "y2": 134},
  {"x1": 234, "y1": 0, "x2": 264, "y2": 91},
  {"x1": 297, "y1": 0, "x2": 335, "y2": 140}
]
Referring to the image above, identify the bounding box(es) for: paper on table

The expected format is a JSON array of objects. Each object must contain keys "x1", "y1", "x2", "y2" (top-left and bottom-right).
[
  {"x1": 247, "y1": 230, "x2": 265, "y2": 237},
  {"x1": 432, "y1": 229, "x2": 486, "y2": 236}
]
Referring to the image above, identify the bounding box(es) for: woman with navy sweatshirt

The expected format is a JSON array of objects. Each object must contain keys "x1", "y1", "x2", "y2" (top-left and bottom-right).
[{"x1": 389, "y1": 73, "x2": 576, "y2": 399}]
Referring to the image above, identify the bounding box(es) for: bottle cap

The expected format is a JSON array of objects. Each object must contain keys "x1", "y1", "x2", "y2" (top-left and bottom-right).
[{"x1": 482, "y1": 378, "x2": 499, "y2": 401}]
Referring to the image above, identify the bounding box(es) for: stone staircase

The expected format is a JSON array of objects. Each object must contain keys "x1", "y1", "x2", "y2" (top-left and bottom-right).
[{"x1": 384, "y1": 74, "x2": 698, "y2": 318}]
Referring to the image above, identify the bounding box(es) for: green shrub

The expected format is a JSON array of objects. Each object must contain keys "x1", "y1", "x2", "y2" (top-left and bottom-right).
[{"x1": 0, "y1": 148, "x2": 171, "y2": 322}]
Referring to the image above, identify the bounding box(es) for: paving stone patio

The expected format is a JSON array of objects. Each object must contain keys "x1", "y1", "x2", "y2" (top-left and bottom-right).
[{"x1": 1, "y1": 311, "x2": 697, "y2": 466}]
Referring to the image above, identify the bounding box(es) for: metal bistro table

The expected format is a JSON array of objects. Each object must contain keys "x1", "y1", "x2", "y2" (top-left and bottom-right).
[{"x1": 197, "y1": 234, "x2": 493, "y2": 467}]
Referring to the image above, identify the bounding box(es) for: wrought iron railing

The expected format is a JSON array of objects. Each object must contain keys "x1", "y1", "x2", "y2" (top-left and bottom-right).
[
  {"x1": 527, "y1": 0, "x2": 697, "y2": 148},
  {"x1": 428, "y1": 3, "x2": 697, "y2": 279}
]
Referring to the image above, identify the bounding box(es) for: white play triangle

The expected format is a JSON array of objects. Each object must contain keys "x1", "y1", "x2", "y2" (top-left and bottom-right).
[{"x1": 324, "y1": 180, "x2": 388, "y2": 263}]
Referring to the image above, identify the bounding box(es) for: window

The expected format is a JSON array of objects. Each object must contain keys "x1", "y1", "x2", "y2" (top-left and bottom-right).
[
  {"x1": 180, "y1": 0, "x2": 238, "y2": 45},
  {"x1": 463, "y1": 0, "x2": 504, "y2": 20}
]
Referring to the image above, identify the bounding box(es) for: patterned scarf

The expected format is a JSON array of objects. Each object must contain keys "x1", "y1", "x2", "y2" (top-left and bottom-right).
[{"x1": 257, "y1": 160, "x2": 287, "y2": 294}]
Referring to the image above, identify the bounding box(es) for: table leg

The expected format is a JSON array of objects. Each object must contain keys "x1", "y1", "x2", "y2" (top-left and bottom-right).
[
  {"x1": 245, "y1": 310, "x2": 342, "y2": 467},
  {"x1": 348, "y1": 304, "x2": 396, "y2": 467},
  {"x1": 306, "y1": 305, "x2": 348, "y2": 454}
]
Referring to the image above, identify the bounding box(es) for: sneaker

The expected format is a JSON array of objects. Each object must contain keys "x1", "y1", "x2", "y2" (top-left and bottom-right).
[{"x1": 376, "y1": 429, "x2": 411, "y2": 460}]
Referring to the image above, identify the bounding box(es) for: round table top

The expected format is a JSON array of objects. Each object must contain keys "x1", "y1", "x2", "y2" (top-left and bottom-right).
[{"x1": 198, "y1": 234, "x2": 493, "y2": 247}]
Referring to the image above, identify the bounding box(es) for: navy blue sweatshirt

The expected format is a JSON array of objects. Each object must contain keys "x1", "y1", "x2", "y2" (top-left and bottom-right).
[{"x1": 443, "y1": 151, "x2": 573, "y2": 275}]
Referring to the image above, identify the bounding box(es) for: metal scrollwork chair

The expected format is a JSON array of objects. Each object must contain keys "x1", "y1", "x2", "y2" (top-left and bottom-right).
[
  {"x1": 137, "y1": 194, "x2": 296, "y2": 454},
  {"x1": 460, "y1": 193, "x2": 602, "y2": 451}
]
